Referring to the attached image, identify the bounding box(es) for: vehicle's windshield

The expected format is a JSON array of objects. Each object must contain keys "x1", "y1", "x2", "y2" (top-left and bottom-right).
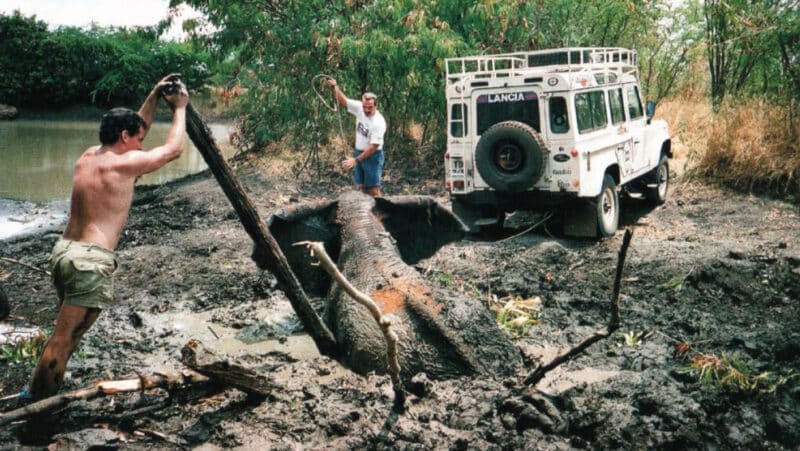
[{"x1": 476, "y1": 91, "x2": 540, "y2": 135}]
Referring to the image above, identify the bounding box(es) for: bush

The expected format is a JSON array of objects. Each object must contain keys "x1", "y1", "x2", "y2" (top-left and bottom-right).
[
  {"x1": 0, "y1": 11, "x2": 212, "y2": 108},
  {"x1": 693, "y1": 99, "x2": 800, "y2": 198}
]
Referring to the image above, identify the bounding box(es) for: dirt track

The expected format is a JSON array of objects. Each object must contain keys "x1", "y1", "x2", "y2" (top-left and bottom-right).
[{"x1": 1, "y1": 157, "x2": 799, "y2": 449}]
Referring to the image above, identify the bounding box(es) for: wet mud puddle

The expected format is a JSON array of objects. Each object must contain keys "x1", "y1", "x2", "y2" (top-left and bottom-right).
[{"x1": 136, "y1": 305, "x2": 321, "y2": 368}]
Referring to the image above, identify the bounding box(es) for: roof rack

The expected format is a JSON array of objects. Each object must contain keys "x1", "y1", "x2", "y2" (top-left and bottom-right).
[{"x1": 445, "y1": 47, "x2": 638, "y2": 86}]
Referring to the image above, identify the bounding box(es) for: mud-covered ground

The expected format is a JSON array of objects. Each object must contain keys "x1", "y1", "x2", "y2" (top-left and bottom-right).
[{"x1": 1, "y1": 155, "x2": 799, "y2": 450}]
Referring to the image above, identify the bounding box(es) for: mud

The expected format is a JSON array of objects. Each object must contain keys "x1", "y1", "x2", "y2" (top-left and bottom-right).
[{"x1": 1, "y1": 159, "x2": 799, "y2": 449}]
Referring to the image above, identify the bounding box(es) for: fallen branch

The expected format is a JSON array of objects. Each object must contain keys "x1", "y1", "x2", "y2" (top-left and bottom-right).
[
  {"x1": 0, "y1": 369, "x2": 210, "y2": 426},
  {"x1": 180, "y1": 339, "x2": 278, "y2": 399},
  {"x1": 524, "y1": 228, "x2": 633, "y2": 386},
  {"x1": 0, "y1": 257, "x2": 50, "y2": 277},
  {"x1": 296, "y1": 240, "x2": 406, "y2": 409}
]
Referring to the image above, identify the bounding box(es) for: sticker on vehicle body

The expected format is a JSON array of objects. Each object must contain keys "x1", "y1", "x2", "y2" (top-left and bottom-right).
[{"x1": 476, "y1": 92, "x2": 538, "y2": 104}]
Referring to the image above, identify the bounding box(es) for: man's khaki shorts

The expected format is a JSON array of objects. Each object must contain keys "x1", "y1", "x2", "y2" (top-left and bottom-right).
[{"x1": 50, "y1": 239, "x2": 118, "y2": 309}]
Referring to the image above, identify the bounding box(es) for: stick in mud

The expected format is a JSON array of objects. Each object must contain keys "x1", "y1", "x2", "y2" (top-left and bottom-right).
[
  {"x1": 0, "y1": 256, "x2": 51, "y2": 277},
  {"x1": 0, "y1": 370, "x2": 210, "y2": 426},
  {"x1": 180, "y1": 339, "x2": 278, "y2": 399},
  {"x1": 296, "y1": 240, "x2": 406, "y2": 409},
  {"x1": 523, "y1": 228, "x2": 633, "y2": 386}
]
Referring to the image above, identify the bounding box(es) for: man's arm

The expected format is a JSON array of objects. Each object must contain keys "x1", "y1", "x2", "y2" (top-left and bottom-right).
[
  {"x1": 137, "y1": 74, "x2": 181, "y2": 137},
  {"x1": 120, "y1": 84, "x2": 190, "y2": 177},
  {"x1": 356, "y1": 144, "x2": 380, "y2": 162},
  {"x1": 326, "y1": 78, "x2": 348, "y2": 107}
]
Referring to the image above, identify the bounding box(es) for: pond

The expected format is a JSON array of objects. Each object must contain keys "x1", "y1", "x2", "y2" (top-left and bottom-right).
[
  {"x1": 0, "y1": 119, "x2": 236, "y2": 202},
  {"x1": 0, "y1": 119, "x2": 236, "y2": 240}
]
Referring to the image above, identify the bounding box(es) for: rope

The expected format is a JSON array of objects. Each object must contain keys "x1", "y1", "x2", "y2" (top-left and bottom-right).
[
  {"x1": 294, "y1": 74, "x2": 351, "y2": 179},
  {"x1": 311, "y1": 74, "x2": 349, "y2": 149}
]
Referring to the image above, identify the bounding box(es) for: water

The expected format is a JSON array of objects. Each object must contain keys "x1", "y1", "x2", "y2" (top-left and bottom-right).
[
  {"x1": 0, "y1": 119, "x2": 236, "y2": 202},
  {"x1": 0, "y1": 119, "x2": 236, "y2": 240}
]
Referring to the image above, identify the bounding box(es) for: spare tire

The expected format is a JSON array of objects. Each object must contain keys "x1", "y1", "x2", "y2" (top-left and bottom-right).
[{"x1": 475, "y1": 121, "x2": 547, "y2": 193}]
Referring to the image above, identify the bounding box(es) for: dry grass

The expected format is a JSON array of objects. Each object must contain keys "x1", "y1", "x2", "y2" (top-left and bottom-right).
[{"x1": 655, "y1": 98, "x2": 800, "y2": 199}]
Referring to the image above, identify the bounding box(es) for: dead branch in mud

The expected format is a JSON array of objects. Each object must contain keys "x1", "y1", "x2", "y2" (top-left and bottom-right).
[
  {"x1": 524, "y1": 228, "x2": 633, "y2": 386},
  {"x1": 0, "y1": 370, "x2": 210, "y2": 426},
  {"x1": 296, "y1": 241, "x2": 406, "y2": 408},
  {"x1": 0, "y1": 256, "x2": 50, "y2": 277},
  {"x1": 179, "y1": 101, "x2": 337, "y2": 356},
  {"x1": 180, "y1": 339, "x2": 278, "y2": 399}
]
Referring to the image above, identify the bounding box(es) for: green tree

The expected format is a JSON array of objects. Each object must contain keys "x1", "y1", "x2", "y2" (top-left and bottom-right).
[
  {"x1": 175, "y1": 0, "x2": 676, "y2": 157},
  {"x1": 0, "y1": 11, "x2": 212, "y2": 108}
]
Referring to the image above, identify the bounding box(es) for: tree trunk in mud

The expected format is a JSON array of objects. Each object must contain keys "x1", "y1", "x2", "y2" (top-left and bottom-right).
[{"x1": 264, "y1": 191, "x2": 522, "y2": 381}]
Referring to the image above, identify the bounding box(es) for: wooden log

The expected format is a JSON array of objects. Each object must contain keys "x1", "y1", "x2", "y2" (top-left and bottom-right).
[
  {"x1": 180, "y1": 102, "x2": 337, "y2": 357},
  {"x1": 0, "y1": 370, "x2": 210, "y2": 426},
  {"x1": 180, "y1": 339, "x2": 277, "y2": 398}
]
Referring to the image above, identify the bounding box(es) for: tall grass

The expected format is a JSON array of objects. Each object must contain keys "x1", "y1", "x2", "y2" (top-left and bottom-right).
[{"x1": 656, "y1": 98, "x2": 800, "y2": 200}]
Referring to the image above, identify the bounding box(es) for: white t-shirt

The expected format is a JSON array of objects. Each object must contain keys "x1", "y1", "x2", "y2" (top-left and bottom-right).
[{"x1": 346, "y1": 98, "x2": 386, "y2": 151}]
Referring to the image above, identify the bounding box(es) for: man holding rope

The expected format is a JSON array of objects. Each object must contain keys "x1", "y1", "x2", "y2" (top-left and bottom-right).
[
  {"x1": 326, "y1": 78, "x2": 387, "y2": 196},
  {"x1": 25, "y1": 75, "x2": 189, "y2": 400}
]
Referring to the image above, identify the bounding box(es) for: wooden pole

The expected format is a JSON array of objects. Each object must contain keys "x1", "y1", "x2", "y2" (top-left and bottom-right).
[{"x1": 180, "y1": 102, "x2": 338, "y2": 356}]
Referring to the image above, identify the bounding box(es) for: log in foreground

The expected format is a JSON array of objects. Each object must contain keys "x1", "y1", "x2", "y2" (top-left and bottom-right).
[
  {"x1": 256, "y1": 191, "x2": 522, "y2": 381},
  {"x1": 180, "y1": 339, "x2": 276, "y2": 398},
  {"x1": 0, "y1": 370, "x2": 210, "y2": 426}
]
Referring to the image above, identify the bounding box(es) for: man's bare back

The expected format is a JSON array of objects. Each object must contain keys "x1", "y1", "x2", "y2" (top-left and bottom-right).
[{"x1": 62, "y1": 81, "x2": 189, "y2": 251}]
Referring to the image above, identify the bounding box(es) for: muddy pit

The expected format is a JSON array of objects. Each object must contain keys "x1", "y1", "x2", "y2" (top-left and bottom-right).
[{"x1": 1, "y1": 161, "x2": 799, "y2": 449}]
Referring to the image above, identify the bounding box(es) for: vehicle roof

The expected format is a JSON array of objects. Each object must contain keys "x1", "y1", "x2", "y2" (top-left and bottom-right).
[{"x1": 445, "y1": 47, "x2": 639, "y2": 95}]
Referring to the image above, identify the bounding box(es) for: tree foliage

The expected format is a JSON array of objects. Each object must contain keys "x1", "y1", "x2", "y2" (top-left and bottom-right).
[
  {"x1": 174, "y1": 0, "x2": 679, "y2": 155},
  {"x1": 0, "y1": 11, "x2": 212, "y2": 108},
  {"x1": 704, "y1": 0, "x2": 800, "y2": 110}
]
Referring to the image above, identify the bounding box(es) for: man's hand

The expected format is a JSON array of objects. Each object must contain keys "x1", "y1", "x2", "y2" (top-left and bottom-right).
[
  {"x1": 342, "y1": 157, "x2": 357, "y2": 170},
  {"x1": 151, "y1": 73, "x2": 181, "y2": 97},
  {"x1": 326, "y1": 78, "x2": 337, "y2": 90},
  {"x1": 163, "y1": 80, "x2": 190, "y2": 109}
]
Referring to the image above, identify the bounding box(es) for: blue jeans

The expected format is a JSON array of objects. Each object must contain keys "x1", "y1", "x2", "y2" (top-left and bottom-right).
[{"x1": 352, "y1": 149, "x2": 384, "y2": 188}]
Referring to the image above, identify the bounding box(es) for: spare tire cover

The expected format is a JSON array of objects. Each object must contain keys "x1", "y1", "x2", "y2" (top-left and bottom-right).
[{"x1": 475, "y1": 120, "x2": 547, "y2": 193}]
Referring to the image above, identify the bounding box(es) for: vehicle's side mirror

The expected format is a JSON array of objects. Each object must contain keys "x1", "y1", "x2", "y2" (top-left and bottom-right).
[{"x1": 645, "y1": 100, "x2": 656, "y2": 124}]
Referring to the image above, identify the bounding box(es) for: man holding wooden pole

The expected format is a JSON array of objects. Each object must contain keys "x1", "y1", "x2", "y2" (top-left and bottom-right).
[{"x1": 26, "y1": 75, "x2": 189, "y2": 400}]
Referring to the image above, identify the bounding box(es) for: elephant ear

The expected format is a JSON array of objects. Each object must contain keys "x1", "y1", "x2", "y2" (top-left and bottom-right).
[
  {"x1": 252, "y1": 200, "x2": 340, "y2": 297},
  {"x1": 373, "y1": 196, "x2": 467, "y2": 265}
]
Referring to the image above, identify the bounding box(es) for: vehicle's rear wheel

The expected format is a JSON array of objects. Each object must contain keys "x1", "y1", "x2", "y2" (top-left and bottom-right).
[
  {"x1": 645, "y1": 154, "x2": 669, "y2": 205},
  {"x1": 474, "y1": 121, "x2": 547, "y2": 193},
  {"x1": 596, "y1": 174, "x2": 619, "y2": 237}
]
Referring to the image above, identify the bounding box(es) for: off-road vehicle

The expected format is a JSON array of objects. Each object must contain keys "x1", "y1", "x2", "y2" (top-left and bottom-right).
[{"x1": 444, "y1": 47, "x2": 671, "y2": 237}]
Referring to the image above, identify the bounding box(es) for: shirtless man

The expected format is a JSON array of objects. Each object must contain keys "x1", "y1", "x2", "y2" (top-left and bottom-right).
[{"x1": 26, "y1": 75, "x2": 189, "y2": 400}]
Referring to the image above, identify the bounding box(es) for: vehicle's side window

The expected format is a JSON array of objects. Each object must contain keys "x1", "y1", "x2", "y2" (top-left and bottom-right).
[
  {"x1": 549, "y1": 97, "x2": 569, "y2": 134},
  {"x1": 626, "y1": 85, "x2": 643, "y2": 120},
  {"x1": 450, "y1": 103, "x2": 468, "y2": 137},
  {"x1": 609, "y1": 88, "x2": 625, "y2": 124},
  {"x1": 575, "y1": 90, "x2": 608, "y2": 134}
]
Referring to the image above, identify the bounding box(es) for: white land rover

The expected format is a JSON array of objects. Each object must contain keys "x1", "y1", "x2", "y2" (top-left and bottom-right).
[{"x1": 444, "y1": 47, "x2": 671, "y2": 237}]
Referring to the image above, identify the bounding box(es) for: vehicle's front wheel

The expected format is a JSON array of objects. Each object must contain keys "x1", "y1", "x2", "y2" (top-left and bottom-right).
[
  {"x1": 596, "y1": 174, "x2": 619, "y2": 237},
  {"x1": 645, "y1": 154, "x2": 669, "y2": 205}
]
